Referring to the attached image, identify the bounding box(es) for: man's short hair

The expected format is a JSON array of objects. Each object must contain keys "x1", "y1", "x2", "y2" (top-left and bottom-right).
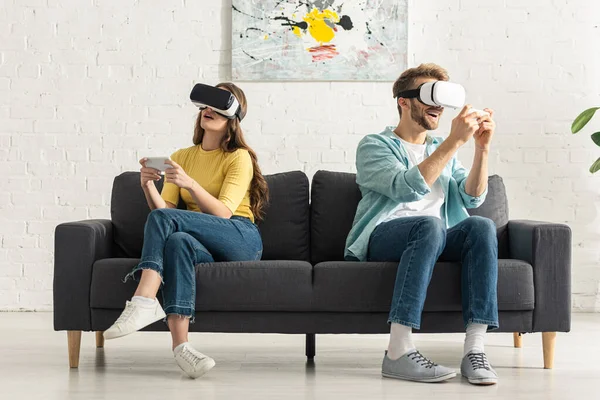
[{"x1": 392, "y1": 63, "x2": 450, "y2": 118}]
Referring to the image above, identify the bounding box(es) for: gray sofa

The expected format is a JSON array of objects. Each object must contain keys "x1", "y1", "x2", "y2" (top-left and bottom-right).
[{"x1": 54, "y1": 170, "x2": 571, "y2": 369}]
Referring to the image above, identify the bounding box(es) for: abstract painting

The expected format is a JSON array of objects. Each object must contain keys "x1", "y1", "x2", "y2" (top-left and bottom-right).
[{"x1": 232, "y1": 0, "x2": 407, "y2": 81}]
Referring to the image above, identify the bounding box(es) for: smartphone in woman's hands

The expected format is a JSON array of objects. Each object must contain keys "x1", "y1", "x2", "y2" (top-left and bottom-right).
[{"x1": 144, "y1": 157, "x2": 173, "y2": 172}]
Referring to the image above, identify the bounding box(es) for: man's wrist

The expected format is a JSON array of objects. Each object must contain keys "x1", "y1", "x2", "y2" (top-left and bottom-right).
[{"x1": 443, "y1": 136, "x2": 463, "y2": 152}]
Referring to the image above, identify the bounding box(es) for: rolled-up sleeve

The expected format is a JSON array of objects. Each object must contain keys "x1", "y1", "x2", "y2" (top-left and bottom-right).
[
  {"x1": 452, "y1": 156, "x2": 487, "y2": 209},
  {"x1": 356, "y1": 135, "x2": 431, "y2": 202}
]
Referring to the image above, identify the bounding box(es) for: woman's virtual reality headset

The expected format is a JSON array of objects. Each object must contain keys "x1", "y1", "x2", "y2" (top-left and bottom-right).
[
  {"x1": 397, "y1": 81, "x2": 466, "y2": 109},
  {"x1": 190, "y1": 83, "x2": 244, "y2": 121}
]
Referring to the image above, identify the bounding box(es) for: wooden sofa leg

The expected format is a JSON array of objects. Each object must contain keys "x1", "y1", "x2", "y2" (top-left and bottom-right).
[
  {"x1": 306, "y1": 334, "x2": 315, "y2": 360},
  {"x1": 96, "y1": 331, "x2": 105, "y2": 348},
  {"x1": 542, "y1": 332, "x2": 557, "y2": 369},
  {"x1": 513, "y1": 332, "x2": 523, "y2": 348},
  {"x1": 67, "y1": 331, "x2": 82, "y2": 368}
]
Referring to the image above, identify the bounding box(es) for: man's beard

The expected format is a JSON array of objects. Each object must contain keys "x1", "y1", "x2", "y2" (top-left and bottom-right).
[{"x1": 410, "y1": 100, "x2": 438, "y2": 131}]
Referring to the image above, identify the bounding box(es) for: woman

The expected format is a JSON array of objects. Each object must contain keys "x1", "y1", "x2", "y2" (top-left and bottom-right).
[{"x1": 104, "y1": 82, "x2": 268, "y2": 379}]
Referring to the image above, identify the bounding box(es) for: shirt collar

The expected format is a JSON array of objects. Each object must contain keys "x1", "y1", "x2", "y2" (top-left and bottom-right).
[{"x1": 382, "y1": 126, "x2": 440, "y2": 145}]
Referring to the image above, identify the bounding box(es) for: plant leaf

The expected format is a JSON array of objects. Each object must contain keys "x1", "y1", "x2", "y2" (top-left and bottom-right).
[
  {"x1": 572, "y1": 107, "x2": 600, "y2": 133},
  {"x1": 592, "y1": 132, "x2": 600, "y2": 147},
  {"x1": 590, "y1": 157, "x2": 600, "y2": 174}
]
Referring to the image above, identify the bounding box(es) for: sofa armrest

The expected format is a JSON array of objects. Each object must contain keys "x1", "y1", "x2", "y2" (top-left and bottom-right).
[
  {"x1": 54, "y1": 219, "x2": 114, "y2": 331},
  {"x1": 508, "y1": 220, "x2": 571, "y2": 332}
]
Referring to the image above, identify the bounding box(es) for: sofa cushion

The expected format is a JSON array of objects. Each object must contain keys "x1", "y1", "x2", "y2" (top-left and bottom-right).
[
  {"x1": 90, "y1": 259, "x2": 314, "y2": 312},
  {"x1": 310, "y1": 171, "x2": 510, "y2": 263},
  {"x1": 111, "y1": 172, "x2": 163, "y2": 258},
  {"x1": 467, "y1": 175, "x2": 510, "y2": 258},
  {"x1": 110, "y1": 170, "x2": 310, "y2": 261},
  {"x1": 310, "y1": 171, "x2": 362, "y2": 264},
  {"x1": 311, "y1": 259, "x2": 534, "y2": 312},
  {"x1": 258, "y1": 171, "x2": 310, "y2": 261}
]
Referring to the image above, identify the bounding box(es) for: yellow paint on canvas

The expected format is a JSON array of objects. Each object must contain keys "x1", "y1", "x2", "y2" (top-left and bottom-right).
[
  {"x1": 264, "y1": 34, "x2": 269, "y2": 40},
  {"x1": 292, "y1": 26, "x2": 301, "y2": 37},
  {"x1": 303, "y1": 8, "x2": 340, "y2": 43}
]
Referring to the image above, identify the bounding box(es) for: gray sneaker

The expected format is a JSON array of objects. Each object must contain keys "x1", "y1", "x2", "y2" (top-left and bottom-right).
[
  {"x1": 460, "y1": 352, "x2": 498, "y2": 385},
  {"x1": 382, "y1": 350, "x2": 457, "y2": 383}
]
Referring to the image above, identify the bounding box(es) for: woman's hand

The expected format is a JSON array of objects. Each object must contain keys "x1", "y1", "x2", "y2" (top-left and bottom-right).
[
  {"x1": 139, "y1": 158, "x2": 161, "y2": 188},
  {"x1": 164, "y1": 160, "x2": 195, "y2": 190}
]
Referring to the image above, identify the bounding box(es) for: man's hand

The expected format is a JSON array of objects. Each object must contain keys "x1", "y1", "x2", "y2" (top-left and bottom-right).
[
  {"x1": 448, "y1": 104, "x2": 480, "y2": 147},
  {"x1": 473, "y1": 108, "x2": 496, "y2": 151},
  {"x1": 164, "y1": 160, "x2": 195, "y2": 190}
]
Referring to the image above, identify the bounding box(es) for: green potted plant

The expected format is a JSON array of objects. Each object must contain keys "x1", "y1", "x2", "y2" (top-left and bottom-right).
[{"x1": 572, "y1": 107, "x2": 600, "y2": 173}]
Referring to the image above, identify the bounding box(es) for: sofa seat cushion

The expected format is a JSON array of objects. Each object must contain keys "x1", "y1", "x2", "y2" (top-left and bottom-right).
[
  {"x1": 91, "y1": 259, "x2": 313, "y2": 312},
  {"x1": 311, "y1": 259, "x2": 534, "y2": 312}
]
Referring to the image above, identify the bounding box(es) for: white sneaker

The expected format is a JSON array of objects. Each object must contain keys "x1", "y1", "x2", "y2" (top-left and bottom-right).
[
  {"x1": 174, "y1": 343, "x2": 216, "y2": 379},
  {"x1": 103, "y1": 299, "x2": 166, "y2": 340}
]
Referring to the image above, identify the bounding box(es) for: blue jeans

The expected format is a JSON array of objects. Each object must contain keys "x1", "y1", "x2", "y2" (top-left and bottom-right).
[
  {"x1": 368, "y1": 216, "x2": 499, "y2": 330},
  {"x1": 125, "y1": 208, "x2": 263, "y2": 319}
]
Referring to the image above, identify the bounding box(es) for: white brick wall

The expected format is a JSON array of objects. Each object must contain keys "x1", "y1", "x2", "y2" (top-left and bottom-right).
[{"x1": 1, "y1": 0, "x2": 599, "y2": 311}]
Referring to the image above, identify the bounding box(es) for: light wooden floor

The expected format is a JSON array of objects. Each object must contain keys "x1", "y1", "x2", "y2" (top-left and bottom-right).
[{"x1": 1, "y1": 312, "x2": 599, "y2": 399}]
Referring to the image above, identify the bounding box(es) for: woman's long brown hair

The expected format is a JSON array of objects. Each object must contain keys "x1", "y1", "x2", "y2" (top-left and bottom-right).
[{"x1": 192, "y1": 82, "x2": 269, "y2": 221}]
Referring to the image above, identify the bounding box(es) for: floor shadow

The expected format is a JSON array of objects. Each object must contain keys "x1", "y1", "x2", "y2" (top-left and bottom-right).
[{"x1": 305, "y1": 359, "x2": 316, "y2": 376}]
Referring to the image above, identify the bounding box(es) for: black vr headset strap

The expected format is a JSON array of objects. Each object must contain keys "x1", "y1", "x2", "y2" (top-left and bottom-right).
[
  {"x1": 396, "y1": 88, "x2": 421, "y2": 100},
  {"x1": 397, "y1": 82, "x2": 436, "y2": 104},
  {"x1": 222, "y1": 93, "x2": 243, "y2": 121},
  {"x1": 235, "y1": 103, "x2": 245, "y2": 121}
]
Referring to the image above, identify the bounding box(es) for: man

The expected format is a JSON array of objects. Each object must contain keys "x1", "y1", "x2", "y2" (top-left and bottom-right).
[{"x1": 345, "y1": 63, "x2": 499, "y2": 385}]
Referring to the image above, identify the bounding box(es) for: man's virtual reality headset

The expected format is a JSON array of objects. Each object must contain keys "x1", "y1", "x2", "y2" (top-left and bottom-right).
[
  {"x1": 397, "y1": 81, "x2": 466, "y2": 109},
  {"x1": 190, "y1": 84, "x2": 244, "y2": 121}
]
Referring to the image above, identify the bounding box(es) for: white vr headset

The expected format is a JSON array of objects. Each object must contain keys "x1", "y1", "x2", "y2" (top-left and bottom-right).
[
  {"x1": 396, "y1": 81, "x2": 466, "y2": 109},
  {"x1": 190, "y1": 83, "x2": 244, "y2": 121}
]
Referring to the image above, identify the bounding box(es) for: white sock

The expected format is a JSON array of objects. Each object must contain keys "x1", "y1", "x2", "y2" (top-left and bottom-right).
[
  {"x1": 464, "y1": 323, "x2": 487, "y2": 356},
  {"x1": 174, "y1": 342, "x2": 188, "y2": 354},
  {"x1": 131, "y1": 295, "x2": 156, "y2": 307},
  {"x1": 387, "y1": 323, "x2": 415, "y2": 360}
]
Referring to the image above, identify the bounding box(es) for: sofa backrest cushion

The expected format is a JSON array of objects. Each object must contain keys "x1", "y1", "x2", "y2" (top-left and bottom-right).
[
  {"x1": 309, "y1": 171, "x2": 509, "y2": 263},
  {"x1": 111, "y1": 172, "x2": 161, "y2": 258},
  {"x1": 310, "y1": 171, "x2": 362, "y2": 264},
  {"x1": 110, "y1": 171, "x2": 311, "y2": 261},
  {"x1": 258, "y1": 171, "x2": 310, "y2": 261},
  {"x1": 466, "y1": 175, "x2": 510, "y2": 258}
]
